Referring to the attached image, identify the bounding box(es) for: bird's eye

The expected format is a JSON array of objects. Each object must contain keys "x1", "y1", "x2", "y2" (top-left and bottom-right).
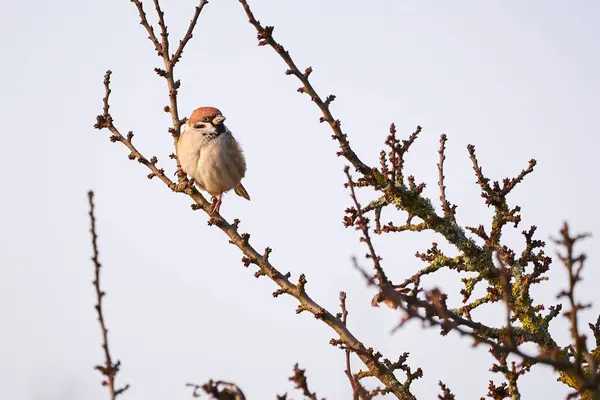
[
  {"x1": 203, "y1": 117, "x2": 211, "y2": 122},
  {"x1": 194, "y1": 123, "x2": 205, "y2": 129}
]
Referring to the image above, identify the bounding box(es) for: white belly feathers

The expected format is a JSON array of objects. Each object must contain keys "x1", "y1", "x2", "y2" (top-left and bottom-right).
[
  {"x1": 177, "y1": 129, "x2": 246, "y2": 196},
  {"x1": 195, "y1": 134, "x2": 244, "y2": 194}
]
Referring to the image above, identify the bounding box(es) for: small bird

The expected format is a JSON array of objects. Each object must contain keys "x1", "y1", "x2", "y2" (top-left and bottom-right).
[{"x1": 176, "y1": 106, "x2": 250, "y2": 214}]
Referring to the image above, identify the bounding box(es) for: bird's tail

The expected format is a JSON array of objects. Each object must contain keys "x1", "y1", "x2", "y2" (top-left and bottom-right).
[{"x1": 234, "y1": 183, "x2": 251, "y2": 201}]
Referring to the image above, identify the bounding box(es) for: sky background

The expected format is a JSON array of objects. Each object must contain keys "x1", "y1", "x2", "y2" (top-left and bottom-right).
[{"x1": 1, "y1": 0, "x2": 599, "y2": 399}]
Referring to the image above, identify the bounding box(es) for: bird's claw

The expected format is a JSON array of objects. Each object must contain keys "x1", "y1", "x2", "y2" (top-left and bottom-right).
[
  {"x1": 210, "y1": 195, "x2": 223, "y2": 215},
  {"x1": 175, "y1": 166, "x2": 187, "y2": 179}
]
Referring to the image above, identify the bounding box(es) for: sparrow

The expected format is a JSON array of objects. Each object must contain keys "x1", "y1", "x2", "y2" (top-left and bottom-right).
[{"x1": 176, "y1": 106, "x2": 250, "y2": 214}]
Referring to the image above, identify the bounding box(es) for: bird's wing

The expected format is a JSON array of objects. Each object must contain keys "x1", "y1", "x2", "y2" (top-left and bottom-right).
[
  {"x1": 234, "y1": 183, "x2": 251, "y2": 201},
  {"x1": 225, "y1": 131, "x2": 249, "y2": 200},
  {"x1": 226, "y1": 135, "x2": 247, "y2": 178}
]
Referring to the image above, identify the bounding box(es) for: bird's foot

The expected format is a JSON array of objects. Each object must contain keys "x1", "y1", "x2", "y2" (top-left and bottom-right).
[
  {"x1": 175, "y1": 166, "x2": 188, "y2": 182},
  {"x1": 210, "y1": 194, "x2": 223, "y2": 215},
  {"x1": 186, "y1": 178, "x2": 196, "y2": 190},
  {"x1": 173, "y1": 167, "x2": 196, "y2": 193}
]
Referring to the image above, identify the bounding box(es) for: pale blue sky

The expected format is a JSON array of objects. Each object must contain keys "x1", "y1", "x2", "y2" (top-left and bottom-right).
[{"x1": 1, "y1": 1, "x2": 599, "y2": 399}]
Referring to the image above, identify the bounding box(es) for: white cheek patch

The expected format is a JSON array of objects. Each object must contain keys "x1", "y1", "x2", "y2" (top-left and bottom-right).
[{"x1": 181, "y1": 124, "x2": 187, "y2": 134}]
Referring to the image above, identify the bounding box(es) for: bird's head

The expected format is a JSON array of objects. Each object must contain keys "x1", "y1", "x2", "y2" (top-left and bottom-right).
[{"x1": 186, "y1": 106, "x2": 227, "y2": 139}]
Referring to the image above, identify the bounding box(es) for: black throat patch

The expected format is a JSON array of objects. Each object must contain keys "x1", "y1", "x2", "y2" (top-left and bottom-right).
[{"x1": 215, "y1": 124, "x2": 226, "y2": 135}]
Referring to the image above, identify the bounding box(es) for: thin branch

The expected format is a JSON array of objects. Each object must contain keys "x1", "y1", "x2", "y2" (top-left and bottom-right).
[
  {"x1": 340, "y1": 292, "x2": 384, "y2": 400},
  {"x1": 172, "y1": 1, "x2": 209, "y2": 65},
  {"x1": 238, "y1": 0, "x2": 371, "y2": 177},
  {"x1": 130, "y1": 0, "x2": 208, "y2": 167},
  {"x1": 288, "y1": 364, "x2": 322, "y2": 400},
  {"x1": 186, "y1": 380, "x2": 246, "y2": 399},
  {"x1": 151, "y1": 0, "x2": 169, "y2": 52},
  {"x1": 437, "y1": 381, "x2": 455, "y2": 400},
  {"x1": 553, "y1": 223, "x2": 598, "y2": 397},
  {"x1": 344, "y1": 166, "x2": 388, "y2": 285},
  {"x1": 88, "y1": 191, "x2": 130, "y2": 399},
  {"x1": 340, "y1": 292, "x2": 358, "y2": 399},
  {"x1": 129, "y1": 0, "x2": 163, "y2": 56},
  {"x1": 436, "y1": 134, "x2": 455, "y2": 220},
  {"x1": 94, "y1": 71, "x2": 177, "y2": 192}
]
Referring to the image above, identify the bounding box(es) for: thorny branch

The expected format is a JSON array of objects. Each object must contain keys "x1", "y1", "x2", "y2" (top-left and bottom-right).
[{"x1": 88, "y1": 191, "x2": 130, "y2": 400}]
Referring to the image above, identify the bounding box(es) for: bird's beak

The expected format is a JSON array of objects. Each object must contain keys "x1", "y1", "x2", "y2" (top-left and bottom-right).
[{"x1": 212, "y1": 116, "x2": 226, "y2": 125}]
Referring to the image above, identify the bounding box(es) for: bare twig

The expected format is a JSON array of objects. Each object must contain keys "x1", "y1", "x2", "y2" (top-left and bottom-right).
[
  {"x1": 288, "y1": 364, "x2": 322, "y2": 400},
  {"x1": 238, "y1": 0, "x2": 371, "y2": 177},
  {"x1": 130, "y1": 0, "x2": 208, "y2": 171},
  {"x1": 172, "y1": 2, "x2": 208, "y2": 65},
  {"x1": 340, "y1": 292, "x2": 358, "y2": 399},
  {"x1": 344, "y1": 166, "x2": 388, "y2": 285},
  {"x1": 88, "y1": 191, "x2": 130, "y2": 399},
  {"x1": 129, "y1": 0, "x2": 162, "y2": 56},
  {"x1": 186, "y1": 380, "x2": 246, "y2": 400},
  {"x1": 437, "y1": 381, "x2": 455, "y2": 400},
  {"x1": 339, "y1": 292, "x2": 384, "y2": 400},
  {"x1": 553, "y1": 223, "x2": 599, "y2": 398},
  {"x1": 436, "y1": 134, "x2": 455, "y2": 220},
  {"x1": 555, "y1": 224, "x2": 590, "y2": 374}
]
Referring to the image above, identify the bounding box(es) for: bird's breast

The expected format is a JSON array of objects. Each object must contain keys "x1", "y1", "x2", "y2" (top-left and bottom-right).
[
  {"x1": 176, "y1": 131, "x2": 204, "y2": 178},
  {"x1": 195, "y1": 134, "x2": 246, "y2": 195}
]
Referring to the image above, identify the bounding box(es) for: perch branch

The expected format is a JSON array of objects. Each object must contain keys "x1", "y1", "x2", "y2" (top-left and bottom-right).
[{"x1": 95, "y1": 67, "x2": 415, "y2": 398}]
